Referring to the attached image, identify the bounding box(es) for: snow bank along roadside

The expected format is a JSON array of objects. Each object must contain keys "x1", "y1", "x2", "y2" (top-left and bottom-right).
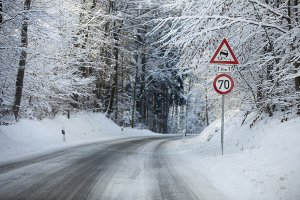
[
  {"x1": 0, "y1": 112, "x2": 156, "y2": 163},
  {"x1": 170, "y1": 112, "x2": 300, "y2": 200}
]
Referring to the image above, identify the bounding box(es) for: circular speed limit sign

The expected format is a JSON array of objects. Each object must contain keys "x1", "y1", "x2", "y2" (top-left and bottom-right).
[{"x1": 213, "y1": 74, "x2": 234, "y2": 95}]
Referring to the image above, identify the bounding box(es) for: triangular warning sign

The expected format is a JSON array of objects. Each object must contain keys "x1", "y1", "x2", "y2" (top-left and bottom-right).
[{"x1": 210, "y1": 38, "x2": 239, "y2": 65}]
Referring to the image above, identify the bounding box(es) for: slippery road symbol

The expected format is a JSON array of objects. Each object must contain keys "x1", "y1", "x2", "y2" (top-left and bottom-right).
[
  {"x1": 218, "y1": 50, "x2": 229, "y2": 60},
  {"x1": 210, "y1": 38, "x2": 239, "y2": 65}
]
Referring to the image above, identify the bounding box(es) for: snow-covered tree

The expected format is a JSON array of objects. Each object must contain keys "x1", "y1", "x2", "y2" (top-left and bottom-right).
[{"x1": 150, "y1": 0, "x2": 300, "y2": 132}]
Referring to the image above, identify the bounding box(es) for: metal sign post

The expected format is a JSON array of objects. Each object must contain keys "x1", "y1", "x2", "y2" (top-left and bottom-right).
[
  {"x1": 213, "y1": 74, "x2": 234, "y2": 155},
  {"x1": 210, "y1": 38, "x2": 239, "y2": 155},
  {"x1": 221, "y1": 95, "x2": 225, "y2": 155}
]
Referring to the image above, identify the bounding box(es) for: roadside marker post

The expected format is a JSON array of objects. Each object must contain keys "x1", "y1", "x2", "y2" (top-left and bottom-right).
[
  {"x1": 62, "y1": 128, "x2": 66, "y2": 142},
  {"x1": 210, "y1": 38, "x2": 239, "y2": 155}
]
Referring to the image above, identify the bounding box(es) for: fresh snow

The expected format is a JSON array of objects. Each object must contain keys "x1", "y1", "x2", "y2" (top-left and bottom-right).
[
  {"x1": 0, "y1": 112, "x2": 155, "y2": 163},
  {"x1": 1, "y1": 111, "x2": 299, "y2": 200},
  {"x1": 170, "y1": 112, "x2": 300, "y2": 200}
]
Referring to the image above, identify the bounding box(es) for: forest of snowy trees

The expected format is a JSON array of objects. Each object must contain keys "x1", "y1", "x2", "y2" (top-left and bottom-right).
[{"x1": 0, "y1": 0, "x2": 299, "y2": 133}]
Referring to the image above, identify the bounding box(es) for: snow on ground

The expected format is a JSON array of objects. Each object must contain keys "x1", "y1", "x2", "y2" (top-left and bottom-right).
[
  {"x1": 0, "y1": 112, "x2": 155, "y2": 163},
  {"x1": 170, "y1": 111, "x2": 300, "y2": 200},
  {"x1": 1, "y1": 110, "x2": 299, "y2": 200},
  {"x1": 171, "y1": 111, "x2": 300, "y2": 200}
]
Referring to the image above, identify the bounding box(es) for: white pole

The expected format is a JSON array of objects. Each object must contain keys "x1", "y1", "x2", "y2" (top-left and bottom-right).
[{"x1": 221, "y1": 95, "x2": 225, "y2": 155}]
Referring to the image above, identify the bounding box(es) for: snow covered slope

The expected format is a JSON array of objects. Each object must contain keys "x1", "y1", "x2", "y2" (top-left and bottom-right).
[
  {"x1": 0, "y1": 112, "x2": 155, "y2": 163},
  {"x1": 1, "y1": 110, "x2": 299, "y2": 200},
  {"x1": 171, "y1": 112, "x2": 300, "y2": 200}
]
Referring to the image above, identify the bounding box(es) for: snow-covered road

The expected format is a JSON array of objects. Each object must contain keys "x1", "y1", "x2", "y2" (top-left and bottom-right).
[{"x1": 0, "y1": 135, "x2": 226, "y2": 200}]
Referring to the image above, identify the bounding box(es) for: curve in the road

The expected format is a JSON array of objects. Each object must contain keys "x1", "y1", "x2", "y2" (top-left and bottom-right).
[{"x1": 0, "y1": 136, "x2": 225, "y2": 200}]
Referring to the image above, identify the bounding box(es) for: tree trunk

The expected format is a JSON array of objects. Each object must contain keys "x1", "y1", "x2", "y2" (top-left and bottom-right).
[
  {"x1": 287, "y1": 0, "x2": 292, "y2": 31},
  {"x1": 107, "y1": 1, "x2": 120, "y2": 117},
  {"x1": 13, "y1": 0, "x2": 31, "y2": 120},
  {"x1": 288, "y1": 0, "x2": 300, "y2": 114},
  {"x1": 130, "y1": 64, "x2": 138, "y2": 128},
  {"x1": 175, "y1": 102, "x2": 178, "y2": 133},
  {"x1": 107, "y1": 26, "x2": 119, "y2": 116},
  {"x1": 185, "y1": 78, "x2": 192, "y2": 135},
  {"x1": 293, "y1": 0, "x2": 300, "y2": 93},
  {"x1": 152, "y1": 94, "x2": 156, "y2": 131},
  {"x1": 205, "y1": 87, "x2": 209, "y2": 126},
  {"x1": 295, "y1": 0, "x2": 299, "y2": 23},
  {"x1": 0, "y1": 0, "x2": 3, "y2": 24},
  {"x1": 164, "y1": 88, "x2": 169, "y2": 133},
  {"x1": 285, "y1": 2, "x2": 300, "y2": 115},
  {"x1": 139, "y1": 52, "x2": 146, "y2": 123}
]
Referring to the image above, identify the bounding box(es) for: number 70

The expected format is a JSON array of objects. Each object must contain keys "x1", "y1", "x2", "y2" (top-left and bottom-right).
[{"x1": 218, "y1": 80, "x2": 230, "y2": 89}]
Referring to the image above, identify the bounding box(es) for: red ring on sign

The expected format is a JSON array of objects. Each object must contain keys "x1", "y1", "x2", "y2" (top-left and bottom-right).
[{"x1": 213, "y1": 73, "x2": 234, "y2": 95}]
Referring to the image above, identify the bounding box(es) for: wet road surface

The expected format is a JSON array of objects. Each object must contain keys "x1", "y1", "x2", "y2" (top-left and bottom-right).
[{"x1": 0, "y1": 136, "x2": 225, "y2": 200}]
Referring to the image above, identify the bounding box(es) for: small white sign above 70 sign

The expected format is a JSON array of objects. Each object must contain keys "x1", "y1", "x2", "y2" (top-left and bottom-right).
[{"x1": 215, "y1": 65, "x2": 236, "y2": 73}]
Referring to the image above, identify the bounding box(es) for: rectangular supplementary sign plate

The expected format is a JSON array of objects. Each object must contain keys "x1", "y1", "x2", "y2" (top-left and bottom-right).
[{"x1": 215, "y1": 65, "x2": 235, "y2": 73}]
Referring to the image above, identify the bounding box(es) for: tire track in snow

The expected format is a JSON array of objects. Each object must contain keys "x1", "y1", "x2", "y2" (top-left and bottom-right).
[{"x1": 145, "y1": 139, "x2": 199, "y2": 200}]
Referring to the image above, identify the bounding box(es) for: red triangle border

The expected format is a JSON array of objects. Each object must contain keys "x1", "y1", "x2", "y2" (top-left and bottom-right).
[{"x1": 210, "y1": 38, "x2": 239, "y2": 65}]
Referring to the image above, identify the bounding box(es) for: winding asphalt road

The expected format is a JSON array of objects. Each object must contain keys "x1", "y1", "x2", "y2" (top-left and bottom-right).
[{"x1": 0, "y1": 136, "x2": 225, "y2": 200}]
